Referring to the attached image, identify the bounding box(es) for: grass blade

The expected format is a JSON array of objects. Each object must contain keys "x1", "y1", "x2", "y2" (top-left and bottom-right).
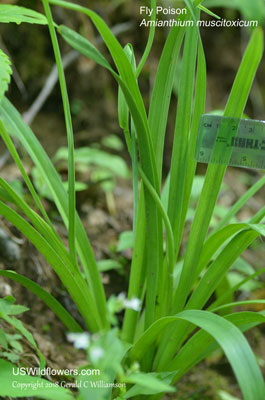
[
  {"x1": 148, "y1": 19, "x2": 185, "y2": 180},
  {"x1": 209, "y1": 266, "x2": 265, "y2": 311},
  {"x1": 136, "y1": 0, "x2": 156, "y2": 77},
  {"x1": 176, "y1": 310, "x2": 265, "y2": 400},
  {"x1": 167, "y1": 13, "x2": 199, "y2": 250},
  {"x1": 0, "y1": 270, "x2": 82, "y2": 332},
  {"x1": 212, "y1": 300, "x2": 265, "y2": 313},
  {"x1": 196, "y1": 222, "x2": 265, "y2": 278},
  {"x1": 156, "y1": 27, "x2": 263, "y2": 370},
  {"x1": 130, "y1": 310, "x2": 265, "y2": 400},
  {"x1": 174, "y1": 27, "x2": 263, "y2": 313},
  {"x1": 0, "y1": 177, "x2": 75, "y2": 272},
  {"x1": 178, "y1": 41, "x2": 206, "y2": 249},
  {"x1": 168, "y1": 311, "x2": 265, "y2": 384},
  {"x1": 0, "y1": 120, "x2": 54, "y2": 231},
  {"x1": 186, "y1": 230, "x2": 260, "y2": 311},
  {"x1": 212, "y1": 174, "x2": 265, "y2": 233},
  {"x1": 0, "y1": 97, "x2": 108, "y2": 329},
  {"x1": 121, "y1": 190, "x2": 146, "y2": 343},
  {"x1": 53, "y1": 0, "x2": 164, "y2": 329},
  {"x1": 0, "y1": 200, "x2": 102, "y2": 332}
]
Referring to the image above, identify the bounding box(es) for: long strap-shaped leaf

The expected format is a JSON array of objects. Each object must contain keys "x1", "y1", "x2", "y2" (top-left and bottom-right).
[
  {"x1": 121, "y1": 189, "x2": 146, "y2": 343},
  {"x1": 148, "y1": 19, "x2": 186, "y2": 181},
  {"x1": 196, "y1": 221, "x2": 265, "y2": 278},
  {"x1": 131, "y1": 310, "x2": 265, "y2": 369},
  {"x1": 0, "y1": 200, "x2": 102, "y2": 332},
  {"x1": 0, "y1": 97, "x2": 108, "y2": 330},
  {"x1": 49, "y1": 0, "x2": 158, "y2": 190},
  {"x1": 0, "y1": 270, "x2": 82, "y2": 332},
  {"x1": 177, "y1": 40, "x2": 206, "y2": 253},
  {"x1": 173, "y1": 27, "x2": 263, "y2": 313},
  {"x1": 136, "y1": 0, "x2": 156, "y2": 77},
  {"x1": 212, "y1": 173, "x2": 265, "y2": 233},
  {"x1": 186, "y1": 230, "x2": 260, "y2": 311},
  {"x1": 148, "y1": 0, "x2": 205, "y2": 182},
  {"x1": 154, "y1": 5, "x2": 207, "y2": 367},
  {"x1": 54, "y1": 3, "x2": 163, "y2": 328},
  {"x1": 168, "y1": 311, "x2": 265, "y2": 384},
  {"x1": 0, "y1": 177, "x2": 76, "y2": 273},
  {"x1": 130, "y1": 310, "x2": 265, "y2": 400},
  {"x1": 209, "y1": 265, "x2": 265, "y2": 311},
  {"x1": 167, "y1": 11, "x2": 199, "y2": 250},
  {"x1": 0, "y1": 120, "x2": 55, "y2": 232},
  {"x1": 154, "y1": 228, "x2": 262, "y2": 369}
]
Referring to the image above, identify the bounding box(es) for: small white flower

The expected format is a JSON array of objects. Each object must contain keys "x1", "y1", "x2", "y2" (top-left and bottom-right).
[
  {"x1": 67, "y1": 332, "x2": 90, "y2": 349},
  {"x1": 124, "y1": 297, "x2": 141, "y2": 311},
  {"x1": 90, "y1": 346, "x2": 104, "y2": 363},
  {"x1": 116, "y1": 293, "x2": 141, "y2": 311},
  {"x1": 117, "y1": 292, "x2": 126, "y2": 302}
]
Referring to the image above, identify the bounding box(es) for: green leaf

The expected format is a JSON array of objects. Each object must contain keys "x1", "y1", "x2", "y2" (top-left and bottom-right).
[
  {"x1": 1, "y1": 312, "x2": 45, "y2": 368},
  {"x1": 167, "y1": 10, "x2": 199, "y2": 251},
  {"x1": 9, "y1": 339, "x2": 23, "y2": 353},
  {"x1": 0, "y1": 270, "x2": 82, "y2": 332},
  {"x1": 0, "y1": 328, "x2": 8, "y2": 350},
  {"x1": 212, "y1": 174, "x2": 265, "y2": 233},
  {"x1": 204, "y1": 0, "x2": 265, "y2": 25},
  {"x1": 209, "y1": 266, "x2": 265, "y2": 311},
  {"x1": 77, "y1": 330, "x2": 131, "y2": 400},
  {"x1": 101, "y1": 135, "x2": 124, "y2": 151},
  {"x1": 117, "y1": 231, "x2": 134, "y2": 252},
  {"x1": 136, "y1": 0, "x2": 156, "y2": 77},
  {"x1": 131, "y1": 310, "x2": 265, "y2": 400},
  {"x1": 198, "y1": 4, "x2": 220, "y2": 19},
  {"x1": 97, "y1": 260, "x2": 122, "y2": 272},
  {"x1": 58, "y1": 24, "x2": 111, "y2": 69},
  {"x1": 0, "y1": 351, "x2": 19, "y2": 363},
  {"x1": 54, "y1": 146, "x2": 129, "y2": 179},
  {"x1": 0, "y1": 297, "x2": 28, "y2": 316},
  {"x1": 121, "y1": 193, "x2": 146, "y2": 343},
  {"x1": 0, "y1": 5, "x2": 47, "y2": 25},
  {"x1": 0, "y1": 49, "x2": 12, "y2": 101},
  {"x1": 148, "y1": 13, "x2": 186, "y2": 180},
  {"x1": 0, "y1": 176, "x2": 82, "y2": 286},
  {"x1": 0, "y1": 199, "x2": 101, "y2": 332},
  {"x1": 226, "y1": 271, "x2": 262, "y2": 292},
  {"x1": 0, "y1": 359, "x2": 73, "y2": 399},
  {"x1": 168, "y1": 311, "x2": 265, "y2": 383},
  {"x1": 218, "y1": 390, "x2": 240, "y2": 400},
  {"x1": 172, "y1": 27, "x2": 264, "y2": 314},
  {"x1": 165, "y1": 229, "x2": 260, "y2": 357},
  {"x1": 0, "y1": 98, "x2": 107, "y2": 331},
  {"x1": 124, "y1": 372, "x2": 176, "y2": 398},
  {"x1": 53, "y1": 0, "x2": 166, "y2": 331},
  {"x1": 232, "y1": 257, "x2": 255, "y2": 275},
  {"x1": 31, "y1": 167, "x2": 87, "y2": 199},
  {"x1": 196, "y1": 222, "x2": 265, "y2": 279},
  {"x1": 212, "y1": 300, "x2": 265, "y2": 313},
  {"x1": 42, "y1": 0, "x2": 78, "y2": 274}
]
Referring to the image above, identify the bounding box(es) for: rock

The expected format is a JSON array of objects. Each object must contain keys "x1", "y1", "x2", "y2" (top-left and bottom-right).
[
  {"x1": 0, "y1": 228, "x2": 21, "y2": 263},
  {"x1": 0, "y1": 281, "x2": 12, "y2": 297}
]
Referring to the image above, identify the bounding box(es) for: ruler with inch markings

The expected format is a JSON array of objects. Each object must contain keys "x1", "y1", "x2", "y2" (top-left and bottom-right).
[{"x1": 195, "y1": 114, "x2": 265, "y2": 170}]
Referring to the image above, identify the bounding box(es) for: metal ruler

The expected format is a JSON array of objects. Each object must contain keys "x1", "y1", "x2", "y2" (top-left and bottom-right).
[{"x1": 195, "y1": 114, "x2": 265, "y2": 170}]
